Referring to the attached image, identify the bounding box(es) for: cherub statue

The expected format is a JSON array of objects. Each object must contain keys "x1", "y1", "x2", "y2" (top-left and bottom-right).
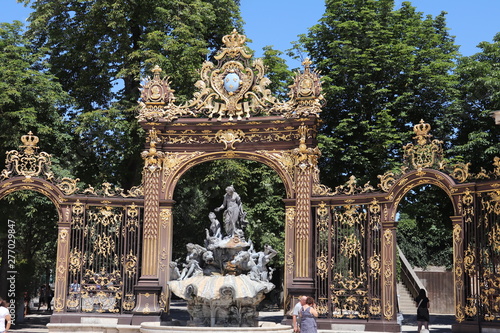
[{"x1": 178, "y1": 243, "x2": 206, "y2": 280}]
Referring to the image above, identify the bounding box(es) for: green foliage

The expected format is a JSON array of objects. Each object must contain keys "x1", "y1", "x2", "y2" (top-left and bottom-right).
[
  {"x1": 450, "y1": 32, "x2": 500, "y2": 172},
  {"x1": 0, "y1": 21, "x2": 73, "y2": 171},
  {"x1": 296, "y1": 0, "x2": 459, "y2": 187},
  {"x1": 396, "y1": 185, "x2": 453, "y2": 269},
  {"x1": 0, "y1": 191, "x2": 58, "y2": 299},
  {"x1": 261, "y1": 46, "x2": 293, "y2": 99},
  {"x1": 172, "y1": 159, "x2": 285, "y2": 267},
  {"x1": 24, "y1": 0, "x2": 243, "y2": 189}
]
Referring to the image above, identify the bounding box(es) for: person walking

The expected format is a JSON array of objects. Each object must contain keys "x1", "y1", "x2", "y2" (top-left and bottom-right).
[
  {"x1": 415, "y1": 288, "x2": 430, "y2": 332},
  {"x1": 299, "y1": 296, "x2": 318, "y2": 333},
  {"x1": 292, "y1": 295, "x2": 307, "y2": 333},
  {"x1": 0, "y1": 298, "x2": 12, "y2": 333}
]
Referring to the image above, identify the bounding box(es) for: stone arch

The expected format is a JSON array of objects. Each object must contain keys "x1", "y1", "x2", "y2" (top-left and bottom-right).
[{"x1": 162, "y1": 151, "x2": 294, "y2": 200}]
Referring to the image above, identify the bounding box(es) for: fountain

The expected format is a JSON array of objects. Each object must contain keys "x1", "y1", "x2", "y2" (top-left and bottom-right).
[{"x1": 167, "y1": 185, "x2": 278, "y2": 327}]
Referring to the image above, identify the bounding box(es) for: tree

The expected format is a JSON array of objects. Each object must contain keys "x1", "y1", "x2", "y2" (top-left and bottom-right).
[
  {"x1": 24, "y1": 0, "x2": 243, "y2": 189},
  {"x1": 451, "y1": 33, "x2": 500, "y2": 172},
  {"x1": 0, "y1": 20, "x2": 76, "y2": 308},
  {"x1": 396, "y1": 185, "x2": 454, "y2": 269},
  {"x1": 296, "y1": 0, "x2": 459, "y2": 187},
  {"x1": 0, "y1": 191, "x2": 58, "y2": 301},
  {"x1": 0, "y1": 21, "x2": 72, "y2": 168},
  {"x1": 261, "y1": 46, "x2": 293, "y2": 99}
]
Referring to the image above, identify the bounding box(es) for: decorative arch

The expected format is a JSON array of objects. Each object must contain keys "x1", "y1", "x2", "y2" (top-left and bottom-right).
[
  {"x1": 0, "y1": 176, "x2": 66, "y2": 215},
  {"x1": 385, "y1": 168, "x2": 461, "y2": 221},
  {"x1": 160, "y1": 151, "x2": 295, "y2": 200}
]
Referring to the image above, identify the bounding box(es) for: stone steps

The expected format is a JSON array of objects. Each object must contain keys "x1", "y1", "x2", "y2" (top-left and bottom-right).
[{"x1": 397, "y1": 282, "x2": 416, "y2": 315}]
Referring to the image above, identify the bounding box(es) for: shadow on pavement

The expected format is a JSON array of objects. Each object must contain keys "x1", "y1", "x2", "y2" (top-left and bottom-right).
[{"x1": 402, "y1": 314, "x2": 455, "y2": 332}]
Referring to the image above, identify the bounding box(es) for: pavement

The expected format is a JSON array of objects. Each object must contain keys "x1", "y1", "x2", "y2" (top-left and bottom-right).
[{"x1": 11, "y1": 305, "x2": 455, "y2": 332}]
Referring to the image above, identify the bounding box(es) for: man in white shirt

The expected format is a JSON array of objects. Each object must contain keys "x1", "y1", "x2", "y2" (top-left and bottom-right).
[
  {"x1": 292, "y1": 295, "x2": 307, "y2": 332},
  {"x1": 0, "y1": 298, "x2": 12, "y2": 333}
]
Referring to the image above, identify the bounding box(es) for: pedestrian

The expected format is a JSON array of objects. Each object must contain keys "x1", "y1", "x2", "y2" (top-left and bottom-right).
[
  {"x1": 415, "y1": 288, "x2": 430, "y2": 332},
  {"x1": 292, "y1": 295, "x2": 307, "y2": 333},
  {"x1": 37, "y1": 285, "x2": 45, "y2": 311},
  {"x1": 299, "y1": 296, "x2": 318, "y2": 333},
  {"x1": 45, "y1": 284, "x2": 54, "y2": 311},
  {"x1": 0, "y1": 298, "x2": 12, "y2": 333}
]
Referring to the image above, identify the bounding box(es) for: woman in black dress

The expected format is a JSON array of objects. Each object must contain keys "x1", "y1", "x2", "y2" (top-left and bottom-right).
[{"x1": 415, "y1": 288, "x2": 430, "y2": 332}]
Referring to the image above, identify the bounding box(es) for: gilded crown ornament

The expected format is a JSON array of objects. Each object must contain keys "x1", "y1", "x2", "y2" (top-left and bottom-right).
[
  {"x1": 413, "y1": 119, "x2": 432, "y2": 145},
  {"x1": 1, "y1": 132, "x2": 54, "y2": 181},
  {"x1": 216, "y1": 29, "x2": 252, "y2": 60},
  {"x1": 20, "y1": 131, "x2": 40, "y2": 155},
  {"x1": 403, "y1": 119, "x2": 443, "y2": 171}
]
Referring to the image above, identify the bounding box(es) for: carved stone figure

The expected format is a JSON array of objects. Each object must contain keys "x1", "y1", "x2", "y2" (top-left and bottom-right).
[
  {"x1": 214, "y1": 185, "x2": 246, "y2": 237},
  {"x1": 207, "y1": 211, "x2": 222, "y2": 239},
  {"x1": 169, "y1": 262, "x2": 181, "y2": 280},
  {"x1": 179, "y1": 243, "x2": 206, "y2": 280},
  {"x1": 255, "y1": 245, "x2": 277, "y2": 282}
]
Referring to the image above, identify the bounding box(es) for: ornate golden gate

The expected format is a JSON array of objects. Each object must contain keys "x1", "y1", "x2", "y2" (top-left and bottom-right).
[
  {"x1": 0, "y1": 30, "x2": 499, "y2": 331},
  {"x1": 0, "y1": 132, "x2": 144, "y2": 322},
  {"x1": 310, "y1": 121, "x2": 500, "y2": 331}
]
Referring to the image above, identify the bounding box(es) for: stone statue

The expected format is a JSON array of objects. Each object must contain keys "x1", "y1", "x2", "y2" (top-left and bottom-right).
[
  {"x1": 255, "y1": 245, "x2": 277, "y2": 282},
  {"x1": 214, "y1": 185, "x2": 247, "y2": 237},
  {"x1": 231, "y1": 250, "x2": 260, "y2": 281},
  {"x1": 169, "y1": 261, "x2": 181, "y2": 280},
  {"x1": 207, "y1": 211, "x2": 222, "y2": 239},
  {"x1": 179, "y1": 243, "x2": 206, "y2": 280}
]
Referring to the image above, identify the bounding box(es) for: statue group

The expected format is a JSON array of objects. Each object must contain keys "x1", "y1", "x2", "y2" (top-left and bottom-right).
[{"x1": 168, "y1": 186, "x2": 277, "y2": 327}]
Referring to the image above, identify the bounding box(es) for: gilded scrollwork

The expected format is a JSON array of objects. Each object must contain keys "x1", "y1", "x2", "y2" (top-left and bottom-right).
[
  {"x1": 215, "y1": 129, "x2": 245, "y2": 150},
  {"x1": 317, "y1": 202, "x2": 329, "y2": 233},
  {"x1": 316, "y1": 251, "x2": 329, "y2": 279},
  {"x1": 340, "y1": 234, "x2": 361, "y2": 258},
  {"x1": 0, "y1": 131, "x2": 54, "y2": 181},
  {"x1": 69, "y1": 248, "x2": 83, "y2": 275},
  {"x1": 286, "y1": 248, "x2": 294, "y2": 274},
  {"x1": 56, "y1": 177, "x2": 80, "y2": 195},
  {"x1": 285, "y1": 206, "x2": 295, "y2": 230}
]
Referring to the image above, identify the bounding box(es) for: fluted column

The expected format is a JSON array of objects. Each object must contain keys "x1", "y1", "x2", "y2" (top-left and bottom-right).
[
  {"x1": 132, "y1": 129, "x2": 164, "y2": 322},
  {"x1": 381, "y1": 221, "x2": 397, "y2": 321}
]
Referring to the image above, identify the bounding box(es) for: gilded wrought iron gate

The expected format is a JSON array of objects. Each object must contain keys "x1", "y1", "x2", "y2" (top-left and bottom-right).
[
  {"x1": 460, "y1": 183, "x2": 500, "y2": 324},
  {"x1": 314, "y1": 201, "x2": 382, "y2": 319},
  {"x1": 66, "y1": 202, "x2": 142, "y2": 313},
  {"x1": 0, "y1": 132, "x2": 145, "y2": 319}
]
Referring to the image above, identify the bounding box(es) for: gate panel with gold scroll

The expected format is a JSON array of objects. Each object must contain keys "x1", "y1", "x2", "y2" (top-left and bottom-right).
[
  {"x1": 314, "y1": 201, "x2": 382, "y2": 320},
  {"x1": 66, "y1": 203, "x2": 142, "y2": 313},
  {"x1": 460, "y1": 184, "x2": 500, "y2": 324}
]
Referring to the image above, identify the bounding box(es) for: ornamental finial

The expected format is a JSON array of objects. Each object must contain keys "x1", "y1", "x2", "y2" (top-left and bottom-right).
[
  {"x1": 20, "y1": 131, "x2": 39, "y2": 155},
  {"x1": 413, "y1": 119, "x2": 432, "y2": 145}
]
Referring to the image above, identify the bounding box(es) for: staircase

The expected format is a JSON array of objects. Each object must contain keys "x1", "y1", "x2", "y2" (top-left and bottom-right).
[{"x1": 397, "y1": 282, "x2": 416, "y2": 315}]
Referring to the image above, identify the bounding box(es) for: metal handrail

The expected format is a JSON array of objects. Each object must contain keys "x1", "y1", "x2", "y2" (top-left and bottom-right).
[{"x1": 398, "y1": 245, "x2": 425, "y2": 300}]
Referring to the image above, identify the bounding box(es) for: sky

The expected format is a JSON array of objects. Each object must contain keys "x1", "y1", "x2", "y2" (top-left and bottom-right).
[{"x1": 1, "y1": 0, "x2": 499, "y2": 68}]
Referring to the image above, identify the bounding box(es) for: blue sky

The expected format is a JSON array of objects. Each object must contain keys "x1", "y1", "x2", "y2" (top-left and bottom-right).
[{"x1": 1, "y1": 0, "x2": 499, "y2": 68}]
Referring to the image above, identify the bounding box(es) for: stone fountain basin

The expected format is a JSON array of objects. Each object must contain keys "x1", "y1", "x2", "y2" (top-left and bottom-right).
[{"x1": 168, "y1": 274, "x2": 274, "y2": 300}]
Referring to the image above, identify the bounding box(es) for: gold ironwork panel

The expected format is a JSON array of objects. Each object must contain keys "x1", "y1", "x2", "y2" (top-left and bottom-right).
[
  {"x1": 66, "y1": 204, "x2": 141, "y2": 314},
  {"x1": 314, "y1": 203, "x2": 382, "y2": 319}
]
